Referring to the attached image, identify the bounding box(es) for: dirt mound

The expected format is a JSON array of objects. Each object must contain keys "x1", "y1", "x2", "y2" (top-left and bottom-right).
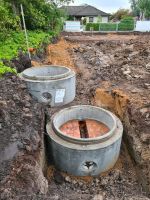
[
  {"x1": 45, "y1": 38, "x2": 77, "y2": 72},
  {"x1": 0, "y1": 74, "x2": 48, "y2": 199}
]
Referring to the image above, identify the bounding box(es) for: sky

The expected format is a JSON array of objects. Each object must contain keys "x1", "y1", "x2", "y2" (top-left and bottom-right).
[{"x1": 69, "y1": 0, "x2": 131, "y2": 13}]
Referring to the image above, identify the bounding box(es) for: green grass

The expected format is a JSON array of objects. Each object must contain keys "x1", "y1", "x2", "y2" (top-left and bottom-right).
[{"x1": 0, "y1": 31, "x2": 52, "y2": 60}]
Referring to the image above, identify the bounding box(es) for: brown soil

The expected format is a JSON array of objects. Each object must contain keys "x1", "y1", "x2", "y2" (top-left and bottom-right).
[
  {"x1": 45, "y1": 33, "x2": 150, "y2": 200},
  {"x1": 0, "y1": 75, "x2": 48, "y2": 199},
  {"x1": 1, "y1": 33, "x2": 150, "y2": 200},
  {"x1": 45, "y1": 38, "x2": 77, "y2": 73},
  {"x1": 60, "y1": 119, "x2": 109, "y2": 138},
  {"x1": 65, "y1": 33, "x2": 138, "y2": 43}
]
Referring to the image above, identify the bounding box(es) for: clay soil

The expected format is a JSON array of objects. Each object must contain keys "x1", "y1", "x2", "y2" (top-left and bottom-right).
[{"x1": 0, "y1": 33, "x2": 150, "y2": 200}]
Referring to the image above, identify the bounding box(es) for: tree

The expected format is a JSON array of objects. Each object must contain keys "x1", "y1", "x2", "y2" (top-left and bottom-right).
[
  {"x1": 129, "y1": 0, "x2": 140, "y2": 16},
  {"x1": 110, "y1": 9, "x2": 133, "y2": 21},
  {"x1": 0, "y1": 0, "x2": 20, "y2": 39},
  {"x1": 138, "y1": 0, "x2": 150, "y2": 19},
  {"x1": 129, "y1": 0, "x2": 150, "y2": 19},
  {"x1": 46, "y1": 0, "x2": 74, "y2": 6},
  {"x1": 2, "y1": 0, "x2": 73, "y2": 30}
]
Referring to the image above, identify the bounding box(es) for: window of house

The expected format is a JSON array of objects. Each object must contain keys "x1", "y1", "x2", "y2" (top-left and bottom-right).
[{"x1": 89, "y1": 17, "x2": 94, "y2": 23}]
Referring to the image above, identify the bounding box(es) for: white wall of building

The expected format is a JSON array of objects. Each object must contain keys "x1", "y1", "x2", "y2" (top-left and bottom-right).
[
  {"x1": 102, "y1": 17, "x2": 109, "y2": 23},
  {"x1": 85, "y1": 16, "x2": 109, "y2": 23}
]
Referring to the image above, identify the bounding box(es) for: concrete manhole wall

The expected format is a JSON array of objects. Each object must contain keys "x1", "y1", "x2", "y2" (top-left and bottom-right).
[
  {"x1": 46, "y1": 105, "x2": 123, "y2": 176},
  {"x1": 20, "y1": 65, "x2": 76, "y2": 107}
]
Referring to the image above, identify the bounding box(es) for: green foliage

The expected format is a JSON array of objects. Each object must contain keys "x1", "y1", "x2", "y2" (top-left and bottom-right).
[
  {"x1": 138, "y1": 0, "x2": 150, "y2": 18},
  {"x1": 0, "y1": 0, "x2": 71, "y2": 36},
  {"x1": 118, "y1": 16, "x2": 134, "y2": 31},
  {"x1": 0, "y1": 0, "x2": 73, "y2": 63},
  {"x1": 0, "y1": 1, "x2": 20, "y2": 39},
  {"x1": 129, "y1": 0, "x2": 140, "y2": 16},
  {"x1": 129, "y1": 0, "x2": 150, "y2": 18},
  {"x1": 86, "y1": 23, "x2": 116, "y2": 31},
  {"x1": 0, "y1": 31, "x2": 51, "y2": 60},
  {"x1": 82, "y1": 18, "x2": 87, "y2": 25},
  {"x1": 110, "y1": 9, "x2": 133, "y2": 21},
  {"x1": 99, "y1": 23, "x2": 116, "y2": 31},
  {"x1": 46, "y1": 0, "x2": 73, "y2": 5},
  {"x1": 86, "y1": 23, "x2": 100, "y2": 31},
  {"x1": 86, "y1": 17, "x2": 134, "y2": 32},
  {"x1": 0, "y1": 62, "x2": 17, "y2": 77}
]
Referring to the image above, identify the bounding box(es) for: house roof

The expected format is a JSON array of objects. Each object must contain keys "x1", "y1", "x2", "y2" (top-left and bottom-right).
[{"x1": 61, "y1": 5, "x2": 110, "y2": 17}]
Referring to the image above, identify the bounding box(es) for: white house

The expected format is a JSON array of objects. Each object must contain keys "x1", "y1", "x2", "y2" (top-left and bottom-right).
[{"x1": 61, "y1": 4, "x2": 110, "y2": 23}]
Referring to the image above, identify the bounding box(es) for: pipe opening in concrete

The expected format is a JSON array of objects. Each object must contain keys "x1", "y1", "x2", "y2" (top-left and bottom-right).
[
  {"x1": 42, "y1": 92, "x2": 52, "y2": 101},
  {"x1": 82, "y1": 161, "x2": 97, "y2": 171}
]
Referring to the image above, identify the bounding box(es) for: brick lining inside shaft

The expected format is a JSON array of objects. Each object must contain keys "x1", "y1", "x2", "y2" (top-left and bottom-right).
[{"x1": 60, "y1": 119, "x2": 110, "y2": 139}]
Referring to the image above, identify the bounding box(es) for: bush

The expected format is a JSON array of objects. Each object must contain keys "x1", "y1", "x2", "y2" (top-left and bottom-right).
[
  {"x1": 0, "y1": 62, "x2": 17, "y2": 77},
  {"x1": 0, "y1": 3, "x2": 20, "y2": 40},
  {"x1": 118, "y1": 16, "x2": 134, "y2": 31},
  {"x1": 0, "y1": 0, "x2": 66, "y2": 36},
  {"x1": 86, "y1": 23, "x2": 100, "y2": 31},
  {"x1": 99, "y1": 23, "x2": 116, "y2": 31},
  {"x1": 110, "y1": 9, "x2": 133, "y2": 21},
  {"x1": 0, "y1": 31, "x2": 51, "y2": 60},
  {"x1": 86, "y1": 23, "x2": 116, "y2": 31},
  {"x1": 86, "y1": 17, "x2": 134, "y2": 32}
]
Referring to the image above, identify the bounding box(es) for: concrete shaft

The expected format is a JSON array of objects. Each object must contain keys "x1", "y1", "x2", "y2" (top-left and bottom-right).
[
  {"x1": 46, "y1": 105, "x2": 123, "y2": 176},
  {"x1": 20, "y1": 65, "x2": 76, "y2": 107}
]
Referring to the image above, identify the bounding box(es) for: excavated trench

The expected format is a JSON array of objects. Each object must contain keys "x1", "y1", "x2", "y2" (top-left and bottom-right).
[
  {"x1": 0, "y1": 34, "x2": 149, "y2": 200},
  {"x1": 43, "y1": 35, "x2": 150, "y2": 199}
]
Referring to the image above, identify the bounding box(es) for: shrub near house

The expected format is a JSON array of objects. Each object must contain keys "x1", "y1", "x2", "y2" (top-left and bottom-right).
[
  {"x1": 86, "y1": 23, "x2": 116, "y2": 31},
  {"x1": 86, "y1": 16, "x2": 134, "y2": 31},
  {"x1": 118, "y1": 17, "x2": 134, "y2": 31}
]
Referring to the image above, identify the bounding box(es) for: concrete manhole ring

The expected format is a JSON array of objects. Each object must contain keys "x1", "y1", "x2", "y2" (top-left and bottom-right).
[
  {"x1": 46, "y1": 105, "x2": 123, "y2": 176},
  {"x1": 20, "y1": 65, "x2": 76, "y2": 107}
]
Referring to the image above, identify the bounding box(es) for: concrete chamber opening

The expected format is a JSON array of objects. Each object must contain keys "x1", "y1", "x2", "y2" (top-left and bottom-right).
[
  {"x1": 46, "y1": 105, "x2": 123, "y2": 176},
  {"x1": 60, "y1": 119, "x2": 110, "y2": 139},
  {"x1": 20, "y1": 65, "x2": 76, "y2": 107}
]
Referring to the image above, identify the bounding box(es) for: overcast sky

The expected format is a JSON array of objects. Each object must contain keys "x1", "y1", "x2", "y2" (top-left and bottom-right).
[{"x1": 69, "y1": 0, "x2": 131, "y2": 13}]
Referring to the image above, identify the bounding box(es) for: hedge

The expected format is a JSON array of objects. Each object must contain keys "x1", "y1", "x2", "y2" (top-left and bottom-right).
[
  {"x1": 86, "y1": 23, "x2": 100, "y2": 31},
  {"x1": 99, "y1": 23, "x2": 116, "y2": 31},
  {"x1": 86, "y1": 18, "x2": 134, "y2": 31},
  {"x1": 118, "y1": 18, "x2": 134, "y2": 31}
]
